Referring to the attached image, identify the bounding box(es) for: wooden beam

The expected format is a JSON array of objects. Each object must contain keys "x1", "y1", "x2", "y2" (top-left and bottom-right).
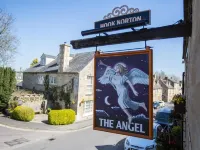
[{"x1": 70, "y1": 23, "x2": 191, "y2": 49}]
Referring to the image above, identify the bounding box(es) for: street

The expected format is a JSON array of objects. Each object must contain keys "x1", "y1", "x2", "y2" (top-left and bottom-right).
[
  {"x1": 14, "y1": 127, "x2": 126, "y2": 150},
  {"x1": 0, "y1": 125, "x2": 61, "y2": 150},
  {"x1": 0, "y1": 125, "x2": 126, "y2": 150}
]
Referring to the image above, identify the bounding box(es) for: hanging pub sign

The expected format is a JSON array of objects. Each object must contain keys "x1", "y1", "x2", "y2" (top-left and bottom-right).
[
  {"x1": 81, "y1": 5, "x2": 151, "y2": 36},
  {"x1": 93, "y1": 48, "x2": 153, "y2": 139}
]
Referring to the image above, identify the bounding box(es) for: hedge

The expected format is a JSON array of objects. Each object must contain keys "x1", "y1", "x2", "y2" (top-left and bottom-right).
[
  {"x1": 0, "y1": 67, "x2": 16, "y2": 112},
  {"x1": 48, "y1": 109, "x2": 75, "y2": 125},
  {"x1": 11, "y1": 106, "x2": 35, "y2": 122}
]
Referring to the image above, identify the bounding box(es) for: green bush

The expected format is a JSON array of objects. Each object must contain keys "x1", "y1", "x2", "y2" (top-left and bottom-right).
[
  {"x1": 172, "y1": 94, "x2": 185, "y2": 104},
  {"x1": 9, "y1": 100, "x2": 18, "y2": 110},
  {"x1": 47, "y1": 108, "x2": 51, "y2": 113},
  {"x1": 48, "y1": 109, "x2": 75, "y2": 125},
  {"x1": 11, "y1": 106, "x2": 35, "y2": 122},
  {"x1": 0, "y1": 94, "x2": 10, "y2": 112}
]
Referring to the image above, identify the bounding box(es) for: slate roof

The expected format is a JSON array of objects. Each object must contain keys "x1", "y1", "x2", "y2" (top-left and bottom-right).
[
  {"x1": 160, "y1": 80, "x2": 174, "y2": 89},
  {"x1": 24, "y1": 52, "x2": 94, "y2": 73},
  {"x1": 166, "y1": 84, "x2": 174, "y2": 89},
  {"x1": 168, "y1": 78, "x2": 179, "y2": 83},
  {"x1": 153, "y1": 83, "x2": 162, "y2": 90},
  {"x1": 65, "y1": 52, "x2": 94, "y2": 72}
]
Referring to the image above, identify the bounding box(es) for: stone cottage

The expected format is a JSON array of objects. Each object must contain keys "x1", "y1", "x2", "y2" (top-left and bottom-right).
[
  {"x1": 23, "y1": 43, "x2": 94, "y2": 120},
  {"x1": 153, "y1": 75, "x2": 182, "y2": 102},
  {"x1": 153, "y1": 75, "x2": 163, "y2": 101}
]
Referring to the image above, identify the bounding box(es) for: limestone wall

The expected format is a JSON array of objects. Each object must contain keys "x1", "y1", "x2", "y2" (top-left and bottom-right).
[
  {"x1": 23, "y1": 73, "x2": 45, "y2": 91},
  {"x1": 19, "y1": 94, "x2": 46, "y2": 113},
  {"x1": 184, "y1": 0, "x2": 200, "y2": 149},
  {"x1": 77, "y1": 59, "x2": 94, "y2": 120}
]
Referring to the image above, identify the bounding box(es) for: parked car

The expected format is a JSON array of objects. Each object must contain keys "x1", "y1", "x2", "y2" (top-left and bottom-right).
[
  {"x1": 154, "y1": 107, "x2": 174, "y2": 127},
  {"x1": 124, "y1": 123, "x2": 162, "y2": 150},
  {"x1": 153, "y1": 102, "x2": 160, "y2": 109},
  {"x1": 158, "y1": 101, "x2": 165, "y2": 107}
]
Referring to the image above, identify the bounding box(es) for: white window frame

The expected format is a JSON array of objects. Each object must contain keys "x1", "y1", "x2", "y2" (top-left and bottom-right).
[
  {"x1": 49, "y1": 76, "x2": 57, "y2": 85},
  {"x1": 83, "y1": 100, "x2": 93, "y2": 116},
  {"x1": 86, "y1": 76, "x2": 93, "y2": 95},
  {"x1": 37, "y1": 75, "x2": 44, "y2": 85}
]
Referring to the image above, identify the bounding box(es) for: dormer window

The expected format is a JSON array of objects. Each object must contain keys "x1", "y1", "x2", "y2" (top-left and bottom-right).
[{"x1": 41, "y1": 58, "x2": 45, "y2": 65}]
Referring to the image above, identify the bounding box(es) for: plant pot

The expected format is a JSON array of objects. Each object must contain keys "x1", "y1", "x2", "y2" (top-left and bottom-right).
[{"x1": 174, "y1": 102, "x2": 185, "y2": 114}]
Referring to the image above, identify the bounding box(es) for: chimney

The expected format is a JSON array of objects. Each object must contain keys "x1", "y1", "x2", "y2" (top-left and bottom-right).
[{"x1": 58, "y1": 43, "x2": 70, "y2": 72}]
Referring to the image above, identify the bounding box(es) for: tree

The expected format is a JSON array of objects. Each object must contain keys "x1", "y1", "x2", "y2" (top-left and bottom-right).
[
  {"x1": 30, "y1": 58, "x2": 38, "y2": 67},
  {"x1": 0, "y1": 67, "x2": 16, "y2": 112},
  {"x1": 0, "y1": 9, "x2": 18, "y2": 66}
]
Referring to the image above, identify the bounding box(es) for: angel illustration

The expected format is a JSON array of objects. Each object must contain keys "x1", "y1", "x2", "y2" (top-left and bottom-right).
[{"x1": 98, "y1": 60, "x2": 149, "y2": 124}]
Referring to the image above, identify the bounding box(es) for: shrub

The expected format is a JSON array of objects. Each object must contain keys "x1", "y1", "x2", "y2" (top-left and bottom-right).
[
  {"x1": 171, "y1": 126, "x2": 182, "y2": 137},
  {"x1": 172, "y1": 94, "x2": 185, "y2": 104},
  {"x1": 11, "y1": 106, "x2": 35, "y2": 121},
  {"x1": 47, "y1": 108, "x2": 51, "y2": 113},
  {"x1": 9, "y1": 100, "x2": 18, "y2": 110},
  {"x1": 0, "y1": 94, "x2": 10, "y2": 112},
  {"x1": 48, "y1": 109, "x2": 75, "y2": 125}
]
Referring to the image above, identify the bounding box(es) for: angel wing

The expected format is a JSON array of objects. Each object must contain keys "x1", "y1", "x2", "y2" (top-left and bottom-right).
[
  {"x1": 126, "y1": 68, "x2": 149, "y2": 85},
  {"x1": 98, "y1": 67, "x2": 116, "y2": 85}
]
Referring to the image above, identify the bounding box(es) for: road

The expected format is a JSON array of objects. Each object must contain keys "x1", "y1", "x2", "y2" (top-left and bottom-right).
[
  {"x1": 14, "y1": 127, "x2": 126, "y2": 150},
  {"x1": 0, "y1": 126, "x2": 61, "y2": 150}
]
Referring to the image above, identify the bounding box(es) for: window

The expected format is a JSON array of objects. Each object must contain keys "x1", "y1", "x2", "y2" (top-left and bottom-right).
[
  {"x1": 49, "y1": 76, "x2": 57, "y2": 85},
  {"x1": 38, "y1": 75, "x2": 44, "y2": 84},
  {"x1": 84, "y1": 100, "x2": 93, "y2": 115},
  {"x1": 86, "y1": 76, "x2": 93, "y2": 95},
  {"x1": 41, "y1": 58, "x2": 45, "y2": 65},
  {"x1": 87, "y1": 76, "x2": 93, "y2": 85}
]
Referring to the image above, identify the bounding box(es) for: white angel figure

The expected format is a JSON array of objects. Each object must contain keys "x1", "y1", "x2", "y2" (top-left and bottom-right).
[{"x1": 98, "y1": 60, "x2": 149, "y2": 124}]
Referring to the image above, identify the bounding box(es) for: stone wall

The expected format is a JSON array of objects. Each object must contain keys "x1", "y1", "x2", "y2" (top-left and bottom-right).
[
  {"x1": 19, "y1": 94, "x2": 46, "y2": 113},
  {"x1": 23, "y1": 73, "x2": 45, "y2": 91},
  {"x1": 153, "y1": 89, "x2": 162, "y2": 101},
  {"x1": 185, "y1": 0, "x2": 200, "y2": 149},
  {"x1": 23, "y1": 72, "x2": 78, "y2": 91},
  {"x1": 77, "y1": 59, "x2": 94, "y2": 120}
]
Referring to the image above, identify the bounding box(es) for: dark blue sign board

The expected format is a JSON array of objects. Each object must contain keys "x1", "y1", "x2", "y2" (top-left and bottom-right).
[
  {"x1": 94, "y1": 49, "x2": 153, "y2": 139},
  {"x1": 95, "y1": 10, "x2": 151, "y2": 29}
]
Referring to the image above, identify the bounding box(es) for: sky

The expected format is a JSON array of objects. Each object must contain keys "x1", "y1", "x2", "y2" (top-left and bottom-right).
[{"x1": 0, "y1": 0, "x2": 184, "y2": 78}]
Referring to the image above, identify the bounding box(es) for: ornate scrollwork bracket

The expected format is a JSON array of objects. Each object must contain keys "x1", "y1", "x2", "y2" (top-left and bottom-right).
[{"x1": 103, "y1": 5, "x2": 139, "y2": 20}]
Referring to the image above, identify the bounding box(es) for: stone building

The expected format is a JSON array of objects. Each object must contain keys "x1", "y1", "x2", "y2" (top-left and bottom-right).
[
  {"x1": 153, "y1": 75, "x2": 182, "y2": 102},
  {"x1": 153, "y1": 75, "x2": 162, "y2": 101},
  {"x1": 23, "y1": 43, "x2": 94, "y2": 120},
  {"x1": 183, "y1": 0, "x2": 200, "y2": 149}
]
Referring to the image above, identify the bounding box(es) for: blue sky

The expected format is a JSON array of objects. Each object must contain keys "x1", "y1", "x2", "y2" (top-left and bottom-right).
[{"x1": 1, "y1": 0, "x2": 184, "y2": 77}]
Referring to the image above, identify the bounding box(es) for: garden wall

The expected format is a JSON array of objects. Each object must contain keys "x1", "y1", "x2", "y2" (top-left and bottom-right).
[{"x1": 18, "y1": 94, "x2": 47, "y2": 113}]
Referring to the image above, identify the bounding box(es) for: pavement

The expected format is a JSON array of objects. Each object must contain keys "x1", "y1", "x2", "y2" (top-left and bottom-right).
[
  {"x1": 0, "y1": 115, "x2": 125, "y2": 150},
  {"x1": 0, "y1": 115, "x2": 94, "y2": 150},
  {"x1": 0, "y1": 115, "x2": 92, "y2": 132},
  {"x1": 0, "y1": 126, "x2": 62, "y2": 150},
  {"x1": 14, "y1": 127, "x2": 126, "y2": 150}
]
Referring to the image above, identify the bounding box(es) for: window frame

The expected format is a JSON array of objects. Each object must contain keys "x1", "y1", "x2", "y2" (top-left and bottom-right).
[
  {"x1": 37, "y1": 75, "x2": 44, "y2": 85},
  {"x1": 49, "y1": 76, "x2": 57, "y2": 85},
  {"x1": 83, "y1": 100, "x2": 93, "y2": 116},
  {"x1": 86, "y1": 75, "x2": 93, "y2": 96}
]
